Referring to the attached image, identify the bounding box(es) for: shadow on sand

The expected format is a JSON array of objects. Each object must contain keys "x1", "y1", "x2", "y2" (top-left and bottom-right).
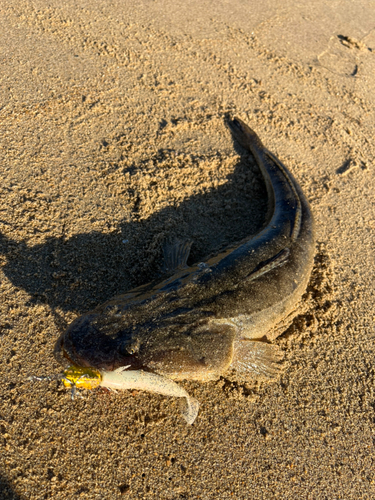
[
  {"x1": 0, "y1": 474, "x2": 22, "y2": 500},
  {"x1": 0, "y1": 132, "x2": 267, "y2": 332}
]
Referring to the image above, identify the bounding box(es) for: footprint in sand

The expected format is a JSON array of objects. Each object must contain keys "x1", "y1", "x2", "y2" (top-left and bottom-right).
[{"x1": 318, "y1": 32, "x2": 374, "y2": 77}]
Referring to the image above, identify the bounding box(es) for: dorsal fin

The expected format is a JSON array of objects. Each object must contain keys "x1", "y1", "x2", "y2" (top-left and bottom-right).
[{"x1": 162, "y1": 239, "x2": 193, "y2": 274}]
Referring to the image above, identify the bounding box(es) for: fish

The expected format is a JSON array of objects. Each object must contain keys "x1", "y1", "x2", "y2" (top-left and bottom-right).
[
  {"x1": 54, "y1": 117, "x2": 315, "y2": 421},
  {"x1": 61, "y1": 365, "x2": 200, "y2": 425}
]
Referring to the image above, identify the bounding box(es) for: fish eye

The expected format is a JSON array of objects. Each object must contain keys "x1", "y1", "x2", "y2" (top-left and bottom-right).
[{"x1": 119, "y1": 339, "x2": 140, "y2": 357}]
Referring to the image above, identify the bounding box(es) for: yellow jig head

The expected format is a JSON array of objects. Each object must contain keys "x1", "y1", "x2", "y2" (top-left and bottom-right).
[{"x1": 62, "y1": 366, "x2": 102, "y2": 395}]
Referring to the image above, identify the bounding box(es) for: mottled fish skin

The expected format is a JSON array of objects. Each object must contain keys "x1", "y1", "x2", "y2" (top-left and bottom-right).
[{"x1": 55, "y1": 118, "x2": 315, "y2": 382}]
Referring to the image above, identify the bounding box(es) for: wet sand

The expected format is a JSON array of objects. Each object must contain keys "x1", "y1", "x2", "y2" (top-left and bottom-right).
[{"x1": 1, "y1": 1, "x2": 375, "y2": 498}]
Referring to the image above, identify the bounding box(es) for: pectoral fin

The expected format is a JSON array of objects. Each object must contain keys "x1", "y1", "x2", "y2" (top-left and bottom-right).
[{"x1": 231, "y1": 340, "x2": 284, "y2": 379}]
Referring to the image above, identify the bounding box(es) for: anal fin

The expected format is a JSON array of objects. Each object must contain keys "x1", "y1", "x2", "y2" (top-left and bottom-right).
[{"x1": 231, "y1": 340, "x2": 284, "y2": 379}]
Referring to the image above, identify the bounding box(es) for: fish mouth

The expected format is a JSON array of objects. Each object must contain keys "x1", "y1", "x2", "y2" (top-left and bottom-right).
[
  {"x1": 55, "y1": 333, "x2": 145, "y2": 371},
  {"x1": 54, "y1": 313, "x2": 144, "y2": 372},
  {"x1": 53, "y1": 331, "x2": 71, "y2": 367},
  {"x1": 54, "y1": 328, "x2": 104, "y2": 369}
]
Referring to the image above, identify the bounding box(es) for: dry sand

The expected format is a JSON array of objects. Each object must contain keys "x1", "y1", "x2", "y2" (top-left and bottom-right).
[{"x1": 1, "y1": 0, "x2": 375, "y2": 498}]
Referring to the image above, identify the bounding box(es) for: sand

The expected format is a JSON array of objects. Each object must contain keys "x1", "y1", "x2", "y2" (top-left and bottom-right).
[{"x1": 1, "y1": 0, "x2": 375, "y2": 498}]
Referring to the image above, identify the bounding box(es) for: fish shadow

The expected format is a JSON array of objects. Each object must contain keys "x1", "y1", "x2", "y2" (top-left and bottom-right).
[{"x1": 0, "y1": 133, "x2": 268, "y2": 330}]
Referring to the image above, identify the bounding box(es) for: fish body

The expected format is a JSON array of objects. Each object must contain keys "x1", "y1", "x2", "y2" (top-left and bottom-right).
[{"x1": 55, "y1": 118, "x2": 315, "y2": 385}]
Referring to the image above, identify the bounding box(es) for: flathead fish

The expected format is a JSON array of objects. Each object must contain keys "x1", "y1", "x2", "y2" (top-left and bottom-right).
[{"x1": 55, "y1": 118, "x2": 315, "y2": 420}]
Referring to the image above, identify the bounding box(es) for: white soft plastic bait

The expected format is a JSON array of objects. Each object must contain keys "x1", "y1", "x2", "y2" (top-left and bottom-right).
[{"x1": 62, "y1": 365, "x2": 199, "y2": 425}]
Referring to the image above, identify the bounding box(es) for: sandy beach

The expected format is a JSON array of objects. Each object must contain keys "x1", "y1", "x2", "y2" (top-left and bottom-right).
[{"x1": 1, "y1": 0, "x2": 375, "y2": 498}]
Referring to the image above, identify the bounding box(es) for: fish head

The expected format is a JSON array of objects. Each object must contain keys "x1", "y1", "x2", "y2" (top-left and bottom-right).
[
  {"x1": 54, "y1": 312, "x2": 144, "y2": 371},
  {"x1": 55, "y1": 305, "x2": 237, "y2": 381}
]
